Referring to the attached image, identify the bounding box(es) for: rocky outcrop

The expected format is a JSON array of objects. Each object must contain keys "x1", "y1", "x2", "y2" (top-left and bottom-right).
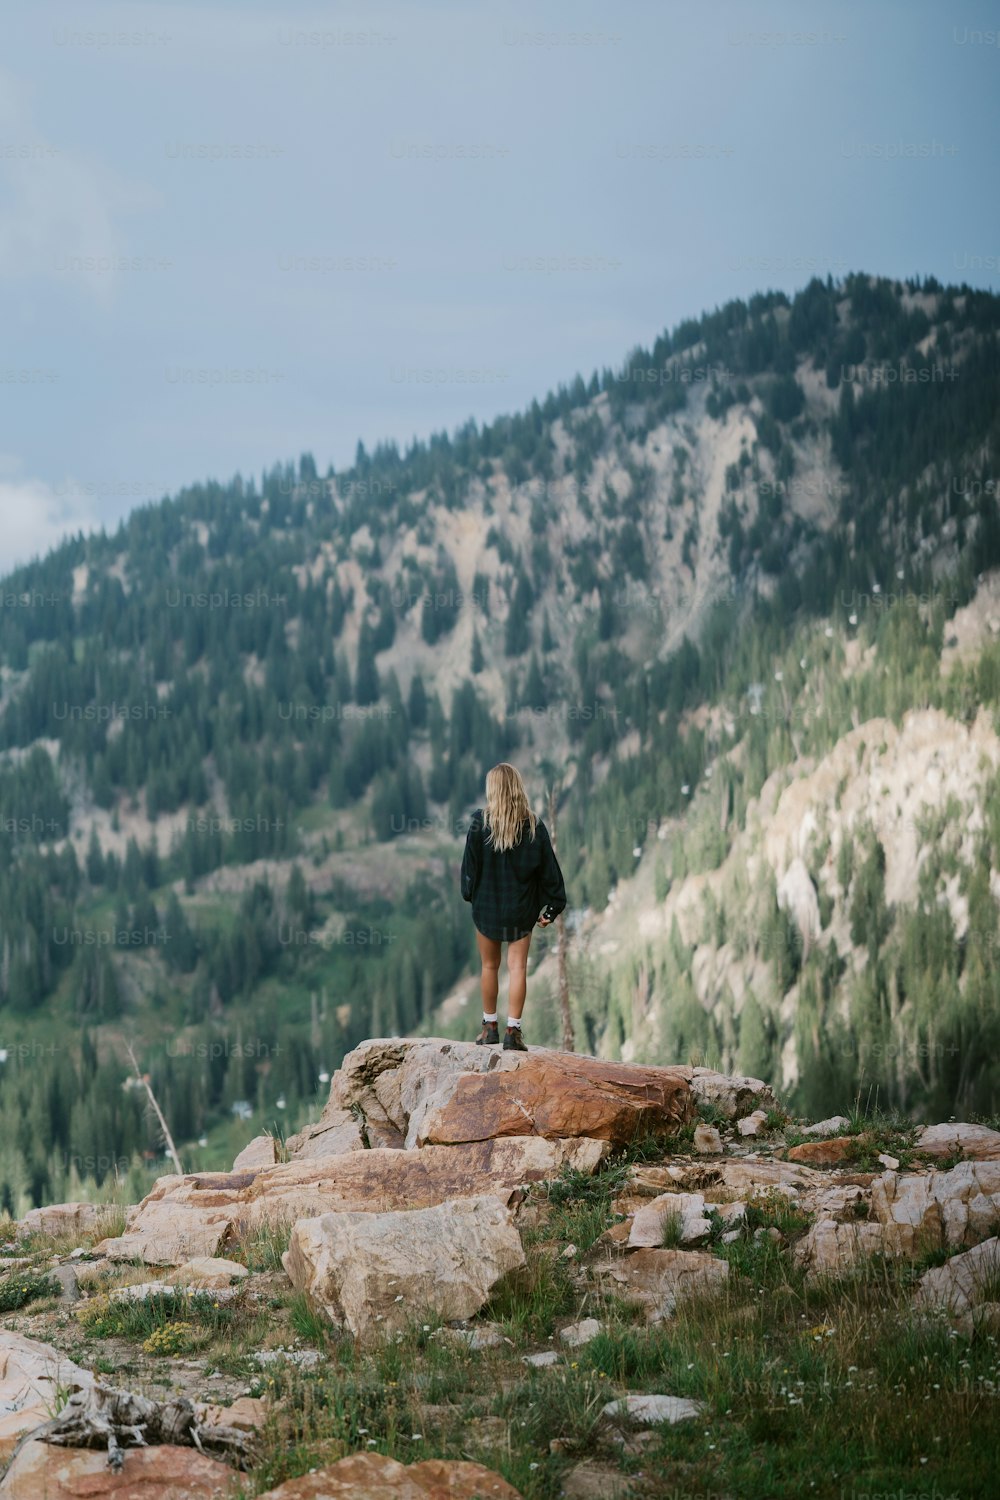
[
  {"x1": 293, "y1": 1038, "x2": 699, "y2": 1154},
  {"x1": 231, "y1": 1135, "x2": 280, "y2": 1170},
  {"x1": 794, "y1": 1218, "x2": 889, "y2": 1275},
  {"x1": 870, "y1": 1161, "x2": 1000, "y2": 1255},
  {"x1": 682, "y1": 1066, "x2": 780, "y2": 1121},
  {"x1": 913, "y1": 1237, "x2": 1000, "y2": 1319},
  {"x1": 283, "y1": 1195, "x2": 526, "y2": 1339},
  {"x1": 256, "y1": 1452, "x2": 520, "y2": 1498},
  {"x1": 94, "y1": 1137, "x2": 608, "y2": 1264},
  {"x1": 96, "y1": 1038, "x2": 725, "y2": 1264}
]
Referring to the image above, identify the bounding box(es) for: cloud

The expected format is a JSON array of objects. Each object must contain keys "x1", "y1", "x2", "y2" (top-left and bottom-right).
[
  {"x1": 0, "y1": 66, "x2": 155, "y2": 305},
  {"x1": 0, "y1": 473, "x2": 101, "y2": 575}
]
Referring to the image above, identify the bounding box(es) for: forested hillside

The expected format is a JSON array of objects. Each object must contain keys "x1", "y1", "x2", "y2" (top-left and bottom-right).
[{"x1": 1, "y1": 272, "x2": 999, "y2": 1215}]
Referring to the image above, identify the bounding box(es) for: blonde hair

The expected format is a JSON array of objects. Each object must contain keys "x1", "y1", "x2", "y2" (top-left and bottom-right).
[{"x1": 483, "y1": 763, "x2": 536, "y2": 852}]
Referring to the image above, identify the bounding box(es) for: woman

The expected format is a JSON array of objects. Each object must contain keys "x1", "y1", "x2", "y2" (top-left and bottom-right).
[{"x1": 460, "y1": 762, "x2": 567, "y2": 1050}]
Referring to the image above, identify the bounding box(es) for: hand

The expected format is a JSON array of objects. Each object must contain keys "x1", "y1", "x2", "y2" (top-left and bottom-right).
[{"x1": 537, "y1": 914, "x2": 552, "y2": 927}]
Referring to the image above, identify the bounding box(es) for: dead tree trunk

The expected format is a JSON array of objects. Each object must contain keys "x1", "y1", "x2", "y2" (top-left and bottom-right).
[
  {"x1": 546, "y1": 784, "x2": 574, "y2": 1054},
  {"x1": 125, "y1": 1040, "x2": 183, "y2": 1176}
]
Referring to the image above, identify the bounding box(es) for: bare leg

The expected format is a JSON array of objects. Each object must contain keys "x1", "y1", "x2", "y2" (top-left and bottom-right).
[
  {"x1": 506, "y1": 932, "x2": 532, "y2": 1021},
  {"x1": 476, "y1": 931, "x2": 502, "y2": 1013}
]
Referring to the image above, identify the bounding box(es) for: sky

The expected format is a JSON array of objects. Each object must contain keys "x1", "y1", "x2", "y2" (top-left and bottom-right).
[{"x1": 1, "y1": 0, "x2": 999, "y2": 574}]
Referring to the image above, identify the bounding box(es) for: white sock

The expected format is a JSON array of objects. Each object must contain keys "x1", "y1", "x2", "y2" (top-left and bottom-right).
[
  {"x1": 483, "y1": 1012, "x2": 498, "y2": 1024},
  {"x1": 507, "y1": 1016, "x2": 522, "y2": 1029}
]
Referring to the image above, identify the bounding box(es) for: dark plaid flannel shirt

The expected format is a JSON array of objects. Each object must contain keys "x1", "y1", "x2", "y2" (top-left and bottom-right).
[{"x1": 460, "y1": 808, "x2": 567, "y2": 942}]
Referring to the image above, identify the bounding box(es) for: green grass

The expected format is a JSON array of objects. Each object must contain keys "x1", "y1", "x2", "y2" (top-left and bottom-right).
[
  {"x1": 77, "y1": 1287, "x2": 244, "y2": 1342},
  {"x1": 660, "y1": 1208, "x2": 685, "y2": 1248},
  {"x1": 227, "y1": 1215, "x2": 294, "y2": 1273},
  {"x1": 215, "y1": 1228, "x2": 1000, "y2": 1500}
]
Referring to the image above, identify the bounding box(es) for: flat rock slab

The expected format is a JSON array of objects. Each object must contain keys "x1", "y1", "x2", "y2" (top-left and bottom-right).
[
  {"x1": 787, "y1": 1136, "x2": 857, "y2": 1166},
  {"x1": 282, "y1": 1194, "x2": 525, "y2": 1340},
  {"x1": 94, "y1": 1137, "x2": 607, "y2": 1265},
  {"x1": 600, "y1": 1393, "x2": 704, "y2": 1429},
  {"x1": 256, "y1": 1452, "x2": 521, "y2": 1498},
  {"x1": 0, "y1": 1439, "x2": 239, "y2": 1497},
  {"x1": 558, "y1": 1318, "x2": 602, "y2": 1348},
  {"x1": 915, "y1": 1123, "x2": 1000, "y2": 1161}
]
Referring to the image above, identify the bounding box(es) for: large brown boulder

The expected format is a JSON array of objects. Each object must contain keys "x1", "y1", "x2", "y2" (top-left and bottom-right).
[
  {"x1": 289, "y1": 1038, "x2": 702, "y2": 1156},
  {"x1": 417, "y1": 1052, "x2": 695, "y2": 1147},
  {"x1": 283, "y1": 1194, "x2": 525, "y2": 1339},
  {"x1": 94, "y1": 1137, "x2": 608, "y2": 1264}
]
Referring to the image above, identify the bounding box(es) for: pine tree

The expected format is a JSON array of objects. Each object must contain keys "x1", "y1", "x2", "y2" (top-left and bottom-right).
[{"x1": 354, "y1": 619, "x2": 380, "y2": 706}]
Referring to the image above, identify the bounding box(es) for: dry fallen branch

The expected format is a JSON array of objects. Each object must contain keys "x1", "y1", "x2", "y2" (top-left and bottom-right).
[{"x1": 7, "y1": 1381, "x2": 257, "y2": 1474}]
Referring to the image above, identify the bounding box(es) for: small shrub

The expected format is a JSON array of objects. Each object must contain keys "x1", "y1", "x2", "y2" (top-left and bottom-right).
[
  {"x1": 143, "y1": 1321, "x2": 196, "y2": 1356},
  {"x1": 0, "y1": 1270, "x2": 61, "y2": 1313}
]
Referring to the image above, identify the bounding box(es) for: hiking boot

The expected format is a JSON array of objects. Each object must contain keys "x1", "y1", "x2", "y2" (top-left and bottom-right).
[
  {"x1": 503, "y1": 1026, "x2": 528, "y2": 1051},
  {"x1": 476, "y1": 1020, "x2": 500, "y2": 1045}
]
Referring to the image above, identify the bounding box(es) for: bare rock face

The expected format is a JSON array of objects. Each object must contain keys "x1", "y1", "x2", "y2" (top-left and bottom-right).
[
  {"x1": 593, "y1": 1248, "x2": 729, "y2": 1322},
  {"x1": 95, "y1": 1137, "x2": 607, "y2": 1265},
  {"x1": 92, "y1": 1170, "x2": 258, "y2": 1264},
  {"x1": 282, "y1": 1195, "x2": 526, "y2": 1339},
  {"x1": 256, "y1": 1451, "x2": 520, "y2": 1498},
  {"x1": 0, "y1": 1439, "x2": 239, "y2": 1497},
  {"x1": 777, "y1": 856, "x2": 821, "y2": 944},
  {"x1": 693, "y1": 1123, "x2": 724, "y2": 1153},
  {"x1": 283, "y1": 1108, "x2": 367, "y2": 1160},
  {"x1": 871, "y1": 1161, "x2": 1000, "y2": 1255}
]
